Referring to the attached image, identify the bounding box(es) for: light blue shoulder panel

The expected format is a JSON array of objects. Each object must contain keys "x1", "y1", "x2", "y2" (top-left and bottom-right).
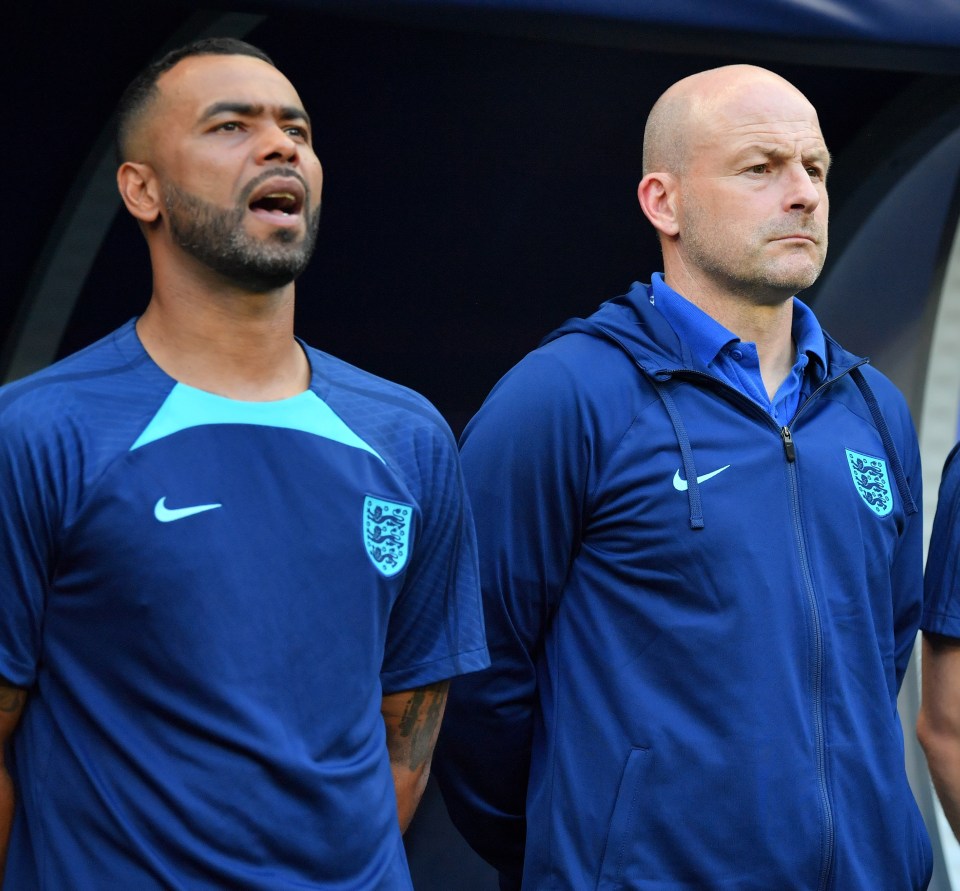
[{"x1": 130, "y1": 383, "x2": 383, "y2": 462}]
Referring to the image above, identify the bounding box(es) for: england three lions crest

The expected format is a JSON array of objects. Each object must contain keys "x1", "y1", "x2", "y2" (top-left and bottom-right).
[
  {"x1": 845, "y1": 449, "x2": 893, "y2": 517},
  {"x1": 363, "y1": 496, "x2": 413, "y2": 577}
]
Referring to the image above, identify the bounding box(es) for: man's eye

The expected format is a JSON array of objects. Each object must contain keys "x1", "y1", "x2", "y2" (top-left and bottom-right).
[
  {"x1": 285, "y1": 126, "x2": 308, "y2": 139},
  {"x1": 215, "y1": 122, "x2": 242, "y2": 132},
  {"x1": 749, "y1": 164, "x2": 768, "y2": 174}
]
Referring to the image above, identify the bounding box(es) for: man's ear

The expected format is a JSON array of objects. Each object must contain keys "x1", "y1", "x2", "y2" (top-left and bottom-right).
[
  {"x1": 637, "y1": 172, "x2": 680, "y2": 238},
  {"x1": 117, "y1": 162, "x2": 161, "y2": 224}
]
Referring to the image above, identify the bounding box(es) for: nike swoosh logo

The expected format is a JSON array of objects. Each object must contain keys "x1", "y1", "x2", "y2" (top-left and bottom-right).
[
  {"x1": 154, "y1": 497, "x2": 223, "y2": 523},
  {"x1": 672, "y1": 465, "x2": 731, "y2": 492}
]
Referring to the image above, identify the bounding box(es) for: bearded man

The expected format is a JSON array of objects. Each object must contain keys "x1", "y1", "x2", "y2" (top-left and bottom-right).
[{"x1": 0, "y1": 37, "x2": 488, "y2": 889}]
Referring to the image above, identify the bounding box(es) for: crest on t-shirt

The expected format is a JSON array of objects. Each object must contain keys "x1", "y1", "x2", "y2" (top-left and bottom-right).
[
  {"x1": 845, "y1": 449, "x2": 893, "y2": 517},
  {"x1": 363, "y1": 496, "x2": 413, "y2": 577}
]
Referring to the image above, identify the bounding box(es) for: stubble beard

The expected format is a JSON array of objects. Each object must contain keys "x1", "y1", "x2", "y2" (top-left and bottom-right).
[
  {"x1": 680, "y1": 203, "x2": 827, "y2": 305},
  {"x1": 163, "y1": 181, "x2": 321, "y2": 293}
]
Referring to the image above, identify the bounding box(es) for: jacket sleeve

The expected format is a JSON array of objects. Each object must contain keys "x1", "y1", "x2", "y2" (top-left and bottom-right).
[
  {"x1": 886, "y1": 382, "x2": 924, "y2": 691},
  {"x1": 433, "y1": 347, "x2": 593, "y2": 885}
]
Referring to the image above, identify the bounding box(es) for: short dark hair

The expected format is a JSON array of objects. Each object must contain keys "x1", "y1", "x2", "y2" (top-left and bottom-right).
[{"x1": 115, "y1": 37, "x2": 275, "y2": 162}]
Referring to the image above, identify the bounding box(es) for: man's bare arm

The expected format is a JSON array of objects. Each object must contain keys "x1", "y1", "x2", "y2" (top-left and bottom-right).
[
  {"x1": 380, "y1": 680, "x2": 449, "y2": 832},
  {"x1": 0, "y1": 682, "x2": 26, "y2": 880},
  {"x1": 918, "y1": 633, "x2": 960, "y2": 837}
]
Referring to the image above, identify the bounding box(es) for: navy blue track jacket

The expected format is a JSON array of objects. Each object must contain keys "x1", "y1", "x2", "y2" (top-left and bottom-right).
[{"x1": 435, "y1": 282, "x2": 931, "y2": 890}]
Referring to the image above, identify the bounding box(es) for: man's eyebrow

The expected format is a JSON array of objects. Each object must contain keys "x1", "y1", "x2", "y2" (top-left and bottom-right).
[
  {"x1": 200, "y1": 101, "x2": 261, "y2": 121},
  {"x1": 736, "y1": 144, "x2": 794, "y2": 161},
  {"x1": 807, "y1": 148, "x2": 833, "y2": 171},
  {"x1": 282, "y1": 106, "x2": 312, "y2": 128},
  {"x1": 199, "y1": 101, "x2": 311, "y2": 127},
  {"x1": 734, "y1": 143, "x2": 832, "y2": 168}
]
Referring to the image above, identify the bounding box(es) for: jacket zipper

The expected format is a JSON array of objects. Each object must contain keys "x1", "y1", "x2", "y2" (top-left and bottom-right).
[
  {"x1": 652, "y1": 362, "x2": 867, "y2": 890},
  {"x1": 782, "y1": 428, "x2": 834, "y2": 890},
  {"x1": 781, "y1": 427, "x2": 796, "y2": 462},
  {"x1": 778, "y1": 369, "x2": 864, "y2": 891}
]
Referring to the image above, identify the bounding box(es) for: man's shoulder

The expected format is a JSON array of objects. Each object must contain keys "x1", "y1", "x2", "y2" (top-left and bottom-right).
[
  {"x1": 938, "y1": 442, "x2": 960, "y2": 494},
  {"x1": 463, "y1": 329, "x2": 662, "y2": 467},
  {"x1": 821, "y1": 332, "x2": 913, "y2": 417},
  {"x1": 488, "y1": 327, "x2": 653, "y2": 415},
  {"x1": 841, "y1": 359, "x2": 915, "y2": 437},
  {"x1": 0, "y1": 322, "x2": 152, "y2": 427},
  {"x1": 852, "y1": 361, "x2": 907, "y2": 403},
  {"x1": 302, "y1": 343, "x2": 456, "y2": 447}
]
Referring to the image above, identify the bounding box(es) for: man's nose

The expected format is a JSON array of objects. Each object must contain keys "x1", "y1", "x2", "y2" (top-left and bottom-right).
[
  {"x1": 258, "y1": 126, "x2": 299, "y2": 165},
  {"x1": 785, "y1": 163, "x2": 822, "y2": 212}
]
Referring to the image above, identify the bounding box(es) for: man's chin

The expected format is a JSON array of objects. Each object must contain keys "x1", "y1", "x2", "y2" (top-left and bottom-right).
[
  {"x1": 764, "y1": 259, "x2": 825, "y2": 296},
  {"x1": 209, "y1": 250, "x2": 312, "y2": 293},
  {"x1": 225, "y1": 271, "x2": 300, "y2": 293}
]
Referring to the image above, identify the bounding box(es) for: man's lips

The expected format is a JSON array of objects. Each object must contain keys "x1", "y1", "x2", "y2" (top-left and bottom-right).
[
  {"x1": 771, "y1": 232, "x2": 820, "y2": 245},
  {"x1": 246, "y1": 173, "x2": 308, "y2": 222}
]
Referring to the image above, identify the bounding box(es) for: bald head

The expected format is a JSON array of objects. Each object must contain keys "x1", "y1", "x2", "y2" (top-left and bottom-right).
[
  {"x1": 642, "y1": 65, "x2": 821, "y2": 177},
  {"x1": 637, "y1": 63, "x2": 829, "y2": 308}
]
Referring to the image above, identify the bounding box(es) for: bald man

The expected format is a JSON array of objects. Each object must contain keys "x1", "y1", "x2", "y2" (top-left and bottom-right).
[
  {"x1": 0, "y1": 37, "x2": 488, "y2": 888},
  {"x1": 434, "y1": 65, "x2": 931, "y2": 890}
]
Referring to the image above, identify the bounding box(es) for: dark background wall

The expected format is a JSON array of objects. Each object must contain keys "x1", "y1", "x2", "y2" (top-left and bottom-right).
[{"x1": 8, "y1": 3, "x2": 957, "y2": 432}]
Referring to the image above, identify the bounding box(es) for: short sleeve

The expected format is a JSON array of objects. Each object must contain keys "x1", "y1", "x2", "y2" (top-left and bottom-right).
[
  {"x1": 923, "y1": 441, "x2": 960, "y2": 637},
  {"x1": 378, "y1": 421, "x2": 488, "y2": 693},
  {"x1": 0, "y1": 393, "x2": 61, "y2": 687}
]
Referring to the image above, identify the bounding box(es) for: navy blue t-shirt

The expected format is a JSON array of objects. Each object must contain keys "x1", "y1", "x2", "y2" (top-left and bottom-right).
[{"x1": 0, "y1": 320, "x2": 488, "y2": 889}]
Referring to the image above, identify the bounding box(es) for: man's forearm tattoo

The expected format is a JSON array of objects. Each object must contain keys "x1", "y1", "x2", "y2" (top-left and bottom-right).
[
  {"x1": 0, "y1": 687, "x2": 24, "y2": 715},
  {"x1": 397, "y1": 682, "x2": 448, "y2": 770}
]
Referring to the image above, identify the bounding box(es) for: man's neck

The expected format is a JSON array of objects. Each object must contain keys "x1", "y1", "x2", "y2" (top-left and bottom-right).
[
  {"x1": 136, "y1": 274, "x2": 310, "y2": 402},
  {"x1": 663, "y1": 271, "x2": 797, "y2": 400}
]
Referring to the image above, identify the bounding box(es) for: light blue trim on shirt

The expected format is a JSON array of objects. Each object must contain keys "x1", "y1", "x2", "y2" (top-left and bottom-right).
[{"x1": 130, "y1": 383, "x2": 384, "y2": 462}]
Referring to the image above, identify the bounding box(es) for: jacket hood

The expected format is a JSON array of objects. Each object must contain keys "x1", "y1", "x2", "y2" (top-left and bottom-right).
[{"x1": 542, "y1": 282, "x2": 687, "y2": 375}]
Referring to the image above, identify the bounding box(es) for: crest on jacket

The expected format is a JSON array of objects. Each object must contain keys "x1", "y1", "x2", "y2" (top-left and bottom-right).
[
  {"x1": 363, "y1": 496, "x2": 412, "y2": 577},
  {"x1": 845, "y1": 449, "x2": 893, "y2": 517}
]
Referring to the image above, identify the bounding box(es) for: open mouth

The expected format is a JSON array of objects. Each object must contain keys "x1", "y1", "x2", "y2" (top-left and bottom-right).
[
  {"x1": 247, "y1": 174, "x2": 307, "y2": 221},
  {"x1": 249, "y1": 191, "x2": 303, "y2": 217}
]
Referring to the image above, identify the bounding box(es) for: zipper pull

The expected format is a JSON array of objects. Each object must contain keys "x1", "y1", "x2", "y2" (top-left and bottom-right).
[{"x1": 781, "y1": 426, "x2": 796, "y2": 462}]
